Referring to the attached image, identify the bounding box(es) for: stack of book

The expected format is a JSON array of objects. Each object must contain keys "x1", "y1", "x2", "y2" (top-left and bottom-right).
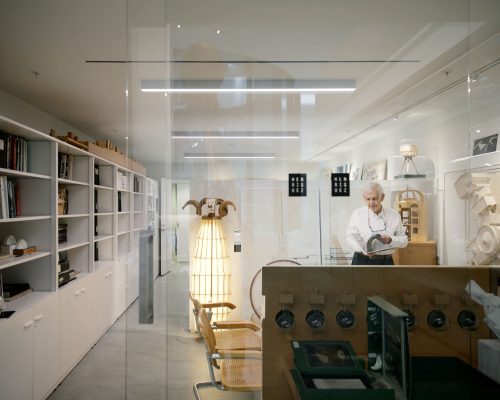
[
  {"x1": 0, "y1": 176, "x2": 20, "y2": 219},
  {"x1": 58, "y1": 223, "x2": 68, "y2": 244},
  {"x1": 57, "y1": 250, "x2": 77, "y2": 287},
  {"x1": 0, "y1": 131, "x2": 28, "y2": 172},
  {"x1": 2, "y1": 283, "x2": 32, "y2": 302}
]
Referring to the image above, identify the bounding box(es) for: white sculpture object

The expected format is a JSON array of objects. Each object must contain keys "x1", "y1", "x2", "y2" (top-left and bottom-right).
[
  {"x1": 454, "y1": 173, "x2": 500, "y2": 264},
  {"x1": 465, "y1": 280, "x2": 500, "y2": 339}
]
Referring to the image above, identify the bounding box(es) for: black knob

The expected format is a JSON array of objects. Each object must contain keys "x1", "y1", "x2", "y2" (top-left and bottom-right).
[
  {"x1": 402, "y1": 309, "x2": 416, "y2": 330},
  {"x1": 336, "y1": 309, "x2": 356, "y2": 329},
  {"x1": 427, "y1": 309, "x2": 448, "y2": 330},
  {"x1": 306, "y1": 309, "x2": 326, "y2": 330},
  {"x1": 457, "y1": 310, "x2": 478, "y2": 330},
  {"x1": 275, "y1": 309, "x2": 295, "y2": 330}
]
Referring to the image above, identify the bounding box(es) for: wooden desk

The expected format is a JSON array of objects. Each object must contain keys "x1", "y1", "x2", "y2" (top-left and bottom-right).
[{"x1": 394, "y1": 240, "x2": 437, "y2": 265}]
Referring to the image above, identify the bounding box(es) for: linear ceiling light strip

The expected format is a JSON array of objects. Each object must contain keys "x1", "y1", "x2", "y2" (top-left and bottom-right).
[
  {"x1": 172, "y1": 131, "x2": 300, "y2": 139},
  {"x1": 184, "y1": 153, "x2": 276, "y2": 159}
]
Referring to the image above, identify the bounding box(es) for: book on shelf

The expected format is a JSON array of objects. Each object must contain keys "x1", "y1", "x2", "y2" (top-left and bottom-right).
[
  {"x1": 0, "y1": 132, "x2": 28, "y2": 172},
  {"x1": 94, "y1": 165, "x2": 100, "y2": 185},
  {"x1": 118, "y1": 191, "x2": 122, "y2": 212},
  {"x1": 133, "y1": 176, "x2": 140, "y2": 192},
  {"x1": 58, "y1": 153, "x2": 73, "y2": 180},
  {"x1": 94, "y1": 189, "x2": 98, "y2": 213},
  {"x1": 0, "y1": 131, "x2": 8, "y2": 168},
  {"x1": 58, "y1": 187, "x2": 68, "y2": 215},
  {"x1": 2, "y1": 283, "x2": 32, "y2": 302},
  {"x1": 57, "y1": 250, "x2": 69, "y2": 272},
  {"x1": 58, "y1": 269, "x2": 78, "y2": 287},
  {"x1": 0, "y1": 176, "x2": 19, "y2": 218},
  {"x1": 58, "y1": 222, "x2": 68, "y2": 244}
]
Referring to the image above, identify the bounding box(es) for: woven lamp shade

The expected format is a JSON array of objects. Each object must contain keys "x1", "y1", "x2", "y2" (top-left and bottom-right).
[{"x1": 191, "y1": 215, "x2": 232, "y2": 321}]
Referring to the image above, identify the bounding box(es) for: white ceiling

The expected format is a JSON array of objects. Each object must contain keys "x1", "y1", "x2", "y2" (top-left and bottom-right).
[{"x1": 0, "y1": 0, "x2": 499, "y2": 167}]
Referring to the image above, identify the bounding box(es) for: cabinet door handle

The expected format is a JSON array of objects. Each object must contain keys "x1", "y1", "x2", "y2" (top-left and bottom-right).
[
  {"x1": 24, "y1": 320, "x2": 34, "y2": 329},
  {"x1": 75, "y1": 290, "x2": 81, "y2": 296},
  {"x1": 81, "y1": 288, "x2": 87, "y2": 294},
  {"x1": 34, "y1": 314, "x2": 44, "y2": 322}
]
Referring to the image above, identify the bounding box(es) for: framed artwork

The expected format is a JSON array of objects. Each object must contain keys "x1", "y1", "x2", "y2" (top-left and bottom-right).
[
  {"x1": 288, "y1": 173, "x2": 307, "y2": 196},
  {"x1": 472, "y1": 133, "x2": 498, "y2": 156},
  {"x1": 362, "y1": 159, "x2": 387, "y2": 181},
  {"x1": 331, "y1": 173, "x2": 350, "y2": 196}
]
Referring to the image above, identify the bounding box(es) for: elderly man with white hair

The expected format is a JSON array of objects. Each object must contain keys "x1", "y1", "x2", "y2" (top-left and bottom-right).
[{"x1": 346, "y1": 182, "x2": 408, "y2": 265}]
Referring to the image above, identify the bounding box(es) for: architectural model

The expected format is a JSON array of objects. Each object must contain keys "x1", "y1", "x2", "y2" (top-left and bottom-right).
[{"x1": 454, "y1": 173, "x2": 500, "y2": 264}]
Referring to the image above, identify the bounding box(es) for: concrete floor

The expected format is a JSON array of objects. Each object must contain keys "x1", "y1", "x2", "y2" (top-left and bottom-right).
[{"x1": 48, "y1": 264, "x2": 260, "y2": 400}]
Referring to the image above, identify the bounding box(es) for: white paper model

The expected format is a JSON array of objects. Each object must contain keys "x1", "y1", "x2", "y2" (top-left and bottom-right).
[
  {"x1": 454, "y1": 173, "x2": 500, "y2": 264},
  {"x1": 465, "y1": 280, "x2": 500, "y2": 339}
]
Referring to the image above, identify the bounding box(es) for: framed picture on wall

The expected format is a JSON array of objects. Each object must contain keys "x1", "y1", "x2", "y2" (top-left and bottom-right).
[
  {"x1": 472, "y1": 133, "x2": 498, "y2": 156},
  {"x1": 361, "y1": 159, "x2": 387, "y2": 181}
]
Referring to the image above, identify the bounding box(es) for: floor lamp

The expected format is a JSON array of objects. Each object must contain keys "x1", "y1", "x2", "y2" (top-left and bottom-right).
[{"x1": 183, "y1": 198, "x2": 236, "y2": 321}]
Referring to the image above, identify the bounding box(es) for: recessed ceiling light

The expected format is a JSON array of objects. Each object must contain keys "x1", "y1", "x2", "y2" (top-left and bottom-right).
[
  {"x1": 216, "y1": 29, "x2": 221, "y2": 34},
  {"x1": 476, "y1": 129, "x2": 480, "y2": 133},
  {"x1": 177, "y1": 24, "x2": 181, "y2": 28},
  {"x1": 184, "y1": 153, "x2": 275, "y2": 159},
  {"x1": 141, "y1": 79, "x2": 356, "y2": 93}
]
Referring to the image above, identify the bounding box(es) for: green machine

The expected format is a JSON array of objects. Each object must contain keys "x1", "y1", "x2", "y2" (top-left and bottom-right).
[{"x1": 290, "y1": 296, "x2": 410, "y2": 400}]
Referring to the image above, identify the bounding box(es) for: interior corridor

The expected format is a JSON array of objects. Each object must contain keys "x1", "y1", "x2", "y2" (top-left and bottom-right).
[{"x1": 47, "y1": 263, "x2": 259, "y2": 399}]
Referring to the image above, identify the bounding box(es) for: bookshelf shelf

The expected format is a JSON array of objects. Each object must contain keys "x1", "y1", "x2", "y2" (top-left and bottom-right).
[
  {"x1": 0, "y1": 168, "x2": 50, "y2": 180},
  {"x1": 0, "y1": 215, "x2": 51, "y2": 223},
  {"x1": 58, "y1": 213, "x2": 90, "y2": 219},
  {"x1": 95, "y1": 212, "x2": 113, "y2": 216},
  {"x1": 117, "y1": 230, "x2": 130, "y2": 236},
  {"x1": 58, "y1": 242, "x2": 90, "y2": 252},
  {"x1": 57, "y1": 178, "x2": 89, "y2": 186},
  {"x1": 0, "y1": 251, "x2": 51, "y2": 271},
  {"x1": 94, "y1": 235, "x2": 113, "y2": 242},
  {"x1": 94, "y1": 184, "x2": 113, "y2": 191}
]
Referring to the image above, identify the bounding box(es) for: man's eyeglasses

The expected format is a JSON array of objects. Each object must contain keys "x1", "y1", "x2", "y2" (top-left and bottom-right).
[{"x1": 368, "y1": 210, "x2": 387, "y2": 232}]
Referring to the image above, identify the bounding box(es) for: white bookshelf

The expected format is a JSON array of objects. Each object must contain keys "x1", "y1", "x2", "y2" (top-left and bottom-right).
[{"x1": 0, "y1": 115, "x2": 156, "y2": 400}]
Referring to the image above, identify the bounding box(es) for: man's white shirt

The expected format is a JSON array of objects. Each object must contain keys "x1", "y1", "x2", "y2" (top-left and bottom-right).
[{"x1": 346, "y1": 206, "x2": 408, "y2": 255}]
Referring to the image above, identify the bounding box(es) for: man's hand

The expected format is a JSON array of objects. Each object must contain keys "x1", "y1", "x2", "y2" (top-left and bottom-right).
[{"x1": 378, "y1": 234, "x2": 392, "y2": 244}]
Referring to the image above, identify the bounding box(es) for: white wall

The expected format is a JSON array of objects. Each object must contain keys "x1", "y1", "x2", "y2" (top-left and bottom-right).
[{"x1": 0, "y1": 88, "x2": 90, "y2": 141}]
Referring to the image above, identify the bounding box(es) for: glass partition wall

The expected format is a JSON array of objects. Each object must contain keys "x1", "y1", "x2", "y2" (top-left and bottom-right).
[{"x1": 130, "y1": 0, "x2": 500, "y2": 398}]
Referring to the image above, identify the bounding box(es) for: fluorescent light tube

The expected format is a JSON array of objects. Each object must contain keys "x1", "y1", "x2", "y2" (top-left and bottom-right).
[
  {"x1": 172, "y1": 131, "x2": 299, "y2": 139},
  {"x1": 184, "y1": 153, "x2": 276, "y2": 159},
  {"x1": 142, "y1": 79, "x2": 356, "y2": 93}
]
